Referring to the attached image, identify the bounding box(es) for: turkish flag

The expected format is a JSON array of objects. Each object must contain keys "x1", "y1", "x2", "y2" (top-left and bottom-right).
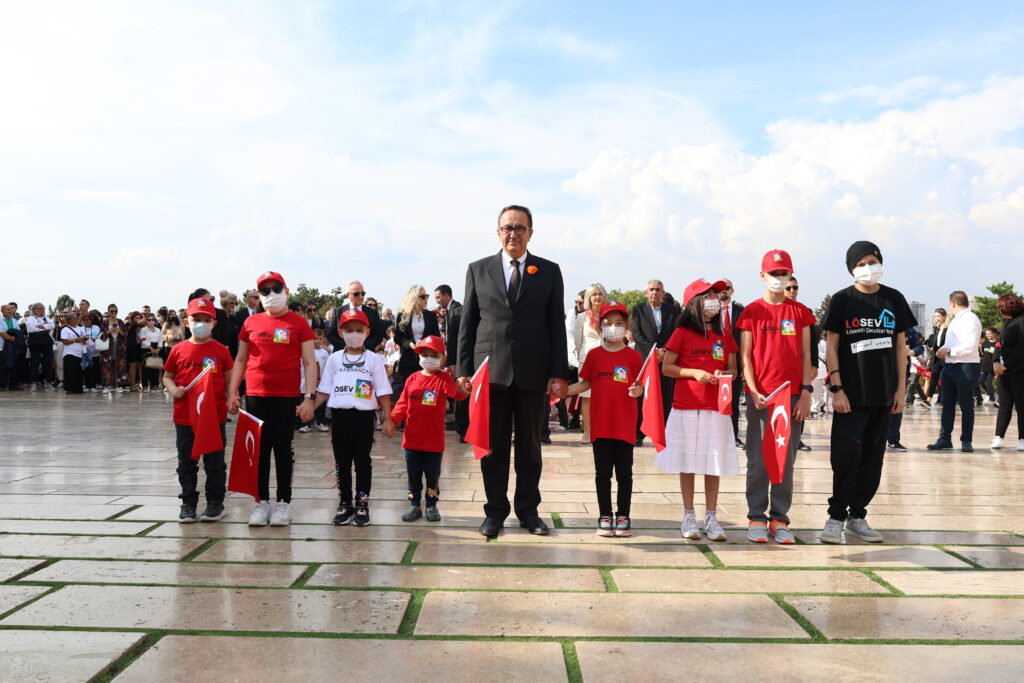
[
  {"x1": 762, "y1": 390, "x2": 792, "y2": 485},
  {"x1": 717, "y1": 374, "x2": 734, "y2": 415},
  {"x1": 639, "y1": 347, "x2": 666, "y2": 452},
  {"x1": 465, "y1": 358, "x2": 491, "y2": 460},
  {"x1": 228, "y1": 410, "x2": 263, "y2": 501},
  {"x1": 187, "y1": 371, "x2": 224, "y2": 461}
]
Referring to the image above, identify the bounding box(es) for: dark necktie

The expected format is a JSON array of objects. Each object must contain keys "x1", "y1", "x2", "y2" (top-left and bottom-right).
[{"x1": 508, "y1": 259, "x2": 521, "y2": 305}]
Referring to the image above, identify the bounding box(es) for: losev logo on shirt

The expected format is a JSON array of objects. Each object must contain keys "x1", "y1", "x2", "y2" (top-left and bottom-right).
[
  {"x1": 273, "y1": 328, "x2": 290, "y2": 343},
  {"x1": 202, "y1": 357, "x2": 218, "y2": 372},
  {"x1": 613, "y1": 366, "x2": 629, "y2": 383},
  {"x1": 712, "y1": 342, "x2": 725, "y2": 361},
  {"x1": 354, "y1": 378, "x2": 373, "y2": 400},
  {"x1": 780, "y1": 320, "x2": 796, "y2": 336},
  {"x1": 421, "y1": 390, "x2": 437, "y2": 406},
  {"x1": 845, "y1": 309, "x2": 896, "y2": 330}
]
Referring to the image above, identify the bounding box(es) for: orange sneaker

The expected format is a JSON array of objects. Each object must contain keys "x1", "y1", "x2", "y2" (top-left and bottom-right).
[
  {"x1": 769, "y1": 520, "x2": 795, "y2": 544},
  {"x1": 746, "y1": 521, "x2": 769, "y2": 543}
]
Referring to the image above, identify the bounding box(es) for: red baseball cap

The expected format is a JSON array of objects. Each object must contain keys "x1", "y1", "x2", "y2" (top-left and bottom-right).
[
  {"x1": 598, "y1": 300, "x2": 629, "y2": 319},
  {"x1": 760, "y1": 250, "x2": 794, "y2": 273},
  {"x1": 682, "y1": 278, "x2": 727, "y2": 306},
  {"x1": 338, "y1": 308, "x2": 370, "y2": 328},
  {"x1": 414, "y1": 336, "x2": 446, "y2": 355},
  {"x1": 256, "y1": 271, "x2": 286, "y2": 289},
  {"x1": 186, "y1": 297, "x2": 216, "y2": 318}
]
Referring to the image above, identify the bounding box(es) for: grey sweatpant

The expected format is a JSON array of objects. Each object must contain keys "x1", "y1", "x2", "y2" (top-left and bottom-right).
[{"x1": 745, "y1": 395, "x2": 800, "y2": 525}]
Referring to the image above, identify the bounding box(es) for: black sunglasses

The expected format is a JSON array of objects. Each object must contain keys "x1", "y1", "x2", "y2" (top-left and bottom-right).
[
  {"x1": 785, "y1": 286, "x2": 799, "y2": 292},
  {"x1": 258, "y1": 284, "x2": 285, "y2": 296},
  {"x1": 350, "y1": 291, "x2": 366, "y2": 297},
  {"x1": 417, "y1": 294, "x2": 428, "y2": 300}
]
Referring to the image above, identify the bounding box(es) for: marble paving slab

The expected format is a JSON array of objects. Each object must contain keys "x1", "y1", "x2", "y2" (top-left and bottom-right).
[
  {"x1": 0, "y1": 534, "x2": 206, "y2": 560},
  {"x1": 413, "y1": 541, "x2": 711, "y2": 567},
  {"x1": 307, "y1": 564, "x2": 606, "y2": 591},
  {"x1": 0, "y1": 630, "x2": 145, "y2": 682},
  {"x1": 612, "y1": 568, "x2": 888, "y2": 594},
  {"x1": 27, "y1": 559, "x2": 307, "y2": 587},
  {"x1": 194, "y1": 538, "x2": 408, "y2": 564}
]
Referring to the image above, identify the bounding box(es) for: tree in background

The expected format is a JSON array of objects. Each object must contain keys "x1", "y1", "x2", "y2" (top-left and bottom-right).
[
  {"x1": 50, "y1": 294, "x2": 75, "y2": 316},
  {"x1": 814, "y1": 293, "x2": 832, "y2": 326},
  {"x1": 288, "y1": 283, "x2": 346, "y2": 316},
  {"x1": 975, "y1": 282, "x2": 1018, "y2": 329},
  {"x1": 606, "y1": 289, "x2": 646, "y2": 313}
]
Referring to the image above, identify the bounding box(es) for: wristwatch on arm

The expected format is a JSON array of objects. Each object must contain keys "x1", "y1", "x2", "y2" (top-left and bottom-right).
[
  {"x1": 305, "y1": 393, "x2": 316, "y2": 400},
  {"x1": 801, "y1": 384, "x2": 814, "y2": 393}
]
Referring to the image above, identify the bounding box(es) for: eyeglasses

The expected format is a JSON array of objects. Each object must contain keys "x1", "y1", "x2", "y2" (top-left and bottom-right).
[
  {"x1": 247, "y1": 294, "x2": 259, "y2": 299},
  {"x1": 258, "y1": 284, "x2": 284, "y2": 296},
  {"x1": 785, "y1": 286, "x2": 799, "y2": 292},
  {"x1": 306, "y1": 308, "x2": 316, "y2": 313},
  {"x1": 498, "y1": 225, "x2": 529, "y2": 235},
  {"x1": 365, "y1": 303, "x2": 377, "y2": 309},
  {"x1": 349, "y1": 291, "x2": 366, "y2": 297},
  {"x1": 418, "y1": 294, "x2": 429, "y2": 300}
]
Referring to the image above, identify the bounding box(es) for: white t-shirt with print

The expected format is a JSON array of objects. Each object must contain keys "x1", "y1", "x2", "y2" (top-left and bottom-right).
[
  {"x1": 61, "y1": 326, "x2": 86, "y2": 358},
  {"x1": 318, "y1": 349, "x2": 391, "y2": 410}
]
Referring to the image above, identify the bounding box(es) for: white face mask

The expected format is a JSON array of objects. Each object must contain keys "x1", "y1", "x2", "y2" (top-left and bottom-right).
[
  {"x1": 419, "y1": 356, "x2": 442, "y2": 371},
  {"x1": 702, "y1": 298, "x2": 721, "y2": 316},
  {"x1": 852, "y1": 263, "x2": 884, "y2": 287},
  {"x1": 191, "y1": 321, "x2": 212, "y2": 339},
  {"x1": 764, "y1": 276, "x2": 787, "y2": 293},
  {"x1": 260, "y1": 291, "x2": 287, "y2": 313},
  {"x1": 342, "y1": 330, "x2": 367, "y2": 348},
  {"x1": 601, "y1": 324, "x2": 626, "y2": 342}
]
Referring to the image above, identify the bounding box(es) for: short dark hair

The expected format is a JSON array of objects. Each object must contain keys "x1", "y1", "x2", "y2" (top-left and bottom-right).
[
  {"x1": 788, "y1": 276, "x2": 798, "y2": 283},
  {"x1": 498, "y1": 204, "x2": 533, "y2": 228},
  {"x1": 435, "y1": 284, "x2": 453, "y2": 297},
  {"x1": 997, "y1": 293, "x2": 1024, "y2": 318},
  {"x1": 949, "y1": 291, "x2": 969, "y2": 307},
  {"x1": 985, "y1": 326, "x2": 1000, "y2": 335},
  {"x1": 80, "y1": 299, "x2": 90, "y2": 306},
  {"x1": 188, "y1": 288, "x2": 211, "y2": 302}
]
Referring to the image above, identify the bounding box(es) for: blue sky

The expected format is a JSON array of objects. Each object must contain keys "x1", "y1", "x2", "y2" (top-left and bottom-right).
[{"x1": 2, "y1": 1, "x2": 1023, "y2": 318}]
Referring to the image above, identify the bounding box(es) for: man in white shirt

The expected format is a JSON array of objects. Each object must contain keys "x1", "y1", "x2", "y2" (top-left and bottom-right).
[{"x1": 928, "y1": 290, "x2": 983, "y2": 452}]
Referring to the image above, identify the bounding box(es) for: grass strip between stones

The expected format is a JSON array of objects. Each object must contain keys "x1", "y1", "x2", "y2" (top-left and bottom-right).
[
  {"x1": 400, "y1": 541, "x2": 419, "y2": 564},
  {"x1": 289, "y1": 563, "x2": 321, "y2": 588},
  {"x1": 0, "y1": 584, "x2": 61, "y2": 621},
  {"x1": 598, "y1": 567, "x2": 618, "y2": 592},
  {"x1": 551, "y1": 512, "x2": 565, "y2": 529},
  {"x1": 860, "y1": 569, "x2": 906, "y2": 596},
  {"x1": 768, "y1": 594, "x2": 827, "y2": 642},
  {"x1": 561, "y1": 639, "x2": 583, "y2": 683},
  {"x1": 396, "y1": 589, "x2": 426, "y2": 637},
  {"x1": 92, "y1": 632, "x2": 162, "y2": 683},
  {"x1": 103, "y1": 504, "x2": 142, "y2": 521},
  {"x1": 180, "y1": 538, "x2": 218, "y2": 562},
  {"x1": 934, "y1": 546, "x2": 986, "y2": 569},
  {"x1": 695, "y1": 544, "x2": 725, "y2": 568}
]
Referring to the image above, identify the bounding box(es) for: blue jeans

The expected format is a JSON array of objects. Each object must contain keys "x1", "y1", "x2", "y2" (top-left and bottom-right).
[{"x1": 939, "y1": 363, "x2": 981, "y2": 444}]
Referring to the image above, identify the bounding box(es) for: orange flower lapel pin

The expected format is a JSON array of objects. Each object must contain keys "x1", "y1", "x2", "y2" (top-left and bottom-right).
[{"x1": 526, "y1": 265, "x2": 538, "y2": 275}]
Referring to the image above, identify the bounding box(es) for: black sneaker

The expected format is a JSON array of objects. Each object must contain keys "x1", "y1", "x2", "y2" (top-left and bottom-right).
[
  {"x1": 200, "y1": 502, "x2": 225, "y2": 521},
  {"x1": 353, "y1": 494, "x2": 370, "y2": 526},
  {"x1": 798, "y1": 441, "x2": 812, "y2": 452},
  {"x1": 401, "y1": 506, "x2": 422, "y2": 522},
  {"x1": 178, "y1": 504, "x2": 198, "y2": 523},
  {"x1": 333, "y1": 504, "x2": 354, "y2": 526},
  {"x1": 887, "y1": 441, "x2": 908, "y2": 452},
  {"x1": 425, "y1": 506, "x2": 441, "y2": 522}
]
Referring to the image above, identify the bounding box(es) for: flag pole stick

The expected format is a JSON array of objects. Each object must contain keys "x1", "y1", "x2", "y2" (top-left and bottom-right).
[{"x1": 635, "y1": 346, "x2": 658, "y2": 382}]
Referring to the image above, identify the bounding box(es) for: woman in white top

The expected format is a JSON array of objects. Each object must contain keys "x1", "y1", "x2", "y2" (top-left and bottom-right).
[
  {"x1": 25, "y1": 302, "x2": 56, "y2": 389},
  {"x1": 138, "y1": 314, "x2": 164, "y2": 391},
  {"x1": 392, "y1": 285, "x2": 440, "y2": 401},
  {"x1": 573, "y1": 283, "x2": 607, "y2": 441},
  {"x1": 59, "y1": 311, "x2": 89, "y2": 394},
  {"x1": 80, "y1": 311, "x2": 103, "y2": 392}
]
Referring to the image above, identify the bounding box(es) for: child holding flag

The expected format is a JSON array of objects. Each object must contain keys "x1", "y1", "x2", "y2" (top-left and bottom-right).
[
  {"x1": 390, "y1": 336, "x2": 468, "y2": 522},
  {"x1": 315, "y1": 308, "x2": 395, "y2": 526},
  {"x1": 163, "y1": 298, "x2": 234, "y2": 523},
  {"x1": 736, "y1": 250, "x2": 816, "y2": 544},
  {"x1": 656, "y1": 279, "x2": 738, "y2": 542},
  {"x1": 568, "y1": 301, "x2": 643, "y2": 537}
]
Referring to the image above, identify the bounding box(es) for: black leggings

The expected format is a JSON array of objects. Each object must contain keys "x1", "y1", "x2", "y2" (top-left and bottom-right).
[
  {"x1": 405, "y1": 449, "x2": 442, "y2": 506},
  {"x1": 592, "y1": 438, "x2": 633, "y2": 517},
  {"x1": 331, "y1": 408, "x2": 375, "y2": 504},
  {"x1": 245, "y1": 395, "x2": 298, "y2": 502},
  {"x1": 996, "y1": 372, "x2": 1024, "y2": 439}
]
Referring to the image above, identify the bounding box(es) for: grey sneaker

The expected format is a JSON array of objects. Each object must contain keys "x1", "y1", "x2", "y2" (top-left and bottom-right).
[
  {"x1": 703, "y1": 511, "x2": 727, "y2": 542},
  {"x1": 199, "y1": 502, "x2": 225, "y2": 522},
  {"x1": 248, "y1": 501, "x2": 271, "y2": 526},
  {"x1": 820, "y1": 518, "x2": 844, "y2": 544},
  {"x1": 178, "y1": 504, "x2": 198, "y2": 523},
  {"x1": 681, "y1": 510, "x2": 700, "y2": 540},
  {"x1": 425, "y1": 506, "x2": 441, "y2": 523},
  {"x1": 846, "y1": 517, "x2": 883, "y2": 543},
  {"x1": 269, "y1": 501, "x2": 291, "y2": 526}
]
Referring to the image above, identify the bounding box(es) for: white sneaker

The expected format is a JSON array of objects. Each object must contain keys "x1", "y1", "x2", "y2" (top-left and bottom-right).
[
  {"x1": 102, "y1": 388, "x2": 110, "y2": 394},
  {"x1": 30, "y1": 384, "x2": 37, "y2": 391},
  {"x1": 820, "y1": 518, "x2": 844, "y2": 544},
  {"x1": 248, "y1": 501, "x2": 271, "y2": 526},
  {"x1": 992, "y1": 436, "x2": 1005, "y2": 449},
  {"x1": 680, "y1": 509, "x2": 700, "y2": 540},
  {"x1": 703, "y1": 511, "x2": 727, "y2": 542},
  {"x1": 315, "y1": 422, "x2": 330, "y2": 432},
  {"x1": 298, "y1": 425, "x2": 312, "y2": 433},
  {"x1": 116, "y1": 387, "x2": 124, "y2": 393},
  {"x1": 269, "y1": 501, "x2": 291, "y2": 526},
  {"x1": 846, "y1": 517, "x2": 883, "y2": 543}
]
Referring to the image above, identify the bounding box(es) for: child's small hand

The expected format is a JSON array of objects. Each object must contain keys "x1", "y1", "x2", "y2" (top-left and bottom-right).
[
  {"x1": 627, "y1": 383, "x2": 643, "y2": 398},
  {"x1": 695, "y1": 370, "x2": 716, "y2": 384},
  {"x1": 172, "y1": 386, "x2": 187, "y2": 400},
  {"x1": 382, "y1": 418, "x2": 395, "y2": 438}
]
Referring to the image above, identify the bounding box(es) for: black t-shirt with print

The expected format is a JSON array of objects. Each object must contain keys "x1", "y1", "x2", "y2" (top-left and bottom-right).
[
  {"x1": 981, "y1": 339, "x2": 997, "y2": 372},
  {"x1": 823, "y1": 284, "x2": 917, "y2": 407}
]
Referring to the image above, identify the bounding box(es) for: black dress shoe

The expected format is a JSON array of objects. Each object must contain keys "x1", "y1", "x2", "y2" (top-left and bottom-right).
[
  {"x1": 635, "y1": 437, "x2": 644, "y2": 447},
  {"x1": 479, "y1": 517, "x2": 503, "y2": 537},
  {"x1": 541, "y1": 435, "x2": 552, "y2": 445},
  {"x1": 519, "y1": 516, "x2": 549, "y2": 535},
  {"x1": 798, "y1": 441, "x2": 811, "y2": 452},
  {"x1": 927, "y1": 441, "x2": 953, "y2": 450},
  {"x1": 735, "y1": 438, "x2": 745, "y2": 449}
]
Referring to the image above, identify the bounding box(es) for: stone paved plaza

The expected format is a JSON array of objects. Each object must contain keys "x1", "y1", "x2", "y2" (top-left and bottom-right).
[{"x1": 1, "y1": 391, "x2": 1024, "y2": 681}]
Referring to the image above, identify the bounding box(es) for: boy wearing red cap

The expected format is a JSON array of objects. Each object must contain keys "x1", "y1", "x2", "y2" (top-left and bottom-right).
[
  {"x1": 228, "y1": 272, "x2": 318, "y2": 527},
  {"x1": 314, "y1": 308, "x2": 395, "y2": 526},
  {"x1": 569, "y1": 301, "x2": 643, "y2": 536},
  {"x1": 163, "y1": 298, "x2": 234, "y2": 523},
  {"x1": 656, "y1": 279, "x2": 738, "y2": 542},
  {"x1": 735, "y1": 250, "x2": 816, "y2": 544},
  {"x1": 390, "y1": 335, "x2": 469, "y2": 522}
]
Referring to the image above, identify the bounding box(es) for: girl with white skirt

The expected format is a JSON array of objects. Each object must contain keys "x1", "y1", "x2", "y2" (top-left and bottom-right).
[{"x1": 655, "y1": 278, "x2": 739, "y2": 541}]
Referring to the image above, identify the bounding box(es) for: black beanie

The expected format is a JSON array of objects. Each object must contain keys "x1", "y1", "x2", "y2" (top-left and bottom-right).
[{"x1": 846, "y1": 240, "x2": 882, "y2": 273}]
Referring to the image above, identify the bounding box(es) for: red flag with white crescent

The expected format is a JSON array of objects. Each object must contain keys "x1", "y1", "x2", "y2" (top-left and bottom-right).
[
  {"x1": 187, "y1": 371, "x2": 224, "y2": 461},
  {"x1": 639, "y1": 347, "x2": 666, "y2": 452},
  {"x1": 762, "y1": 389, "x2": 791, "y2": 485},
  {"x1": 465, "y1": 358, "x2": 491, "y2": 460},
  {"x1": 717, "y1": 374, "x2": 734, "y2": 415},
  {"x1": 228, "y1": 410, "x2": 263, "y2": 501}
]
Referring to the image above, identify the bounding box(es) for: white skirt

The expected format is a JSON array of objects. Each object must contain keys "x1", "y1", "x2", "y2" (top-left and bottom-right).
[{"x1": 654, "y1": 408, "x2": 740, "y2": 476}]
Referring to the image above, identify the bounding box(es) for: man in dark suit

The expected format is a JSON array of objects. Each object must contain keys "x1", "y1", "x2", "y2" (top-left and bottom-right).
[
  {"x1": 719, "y1": 278, "x2": 746, "y2": 448},
  {"x1": 631, "y1": 279, "x2": 679, "y2": 445},
  {"x1": 435, "y1": 285, "x2": 468, "y2": 440},
  {"x1": 457, "y1": 205, "x2": 569, "y2": 538},
  {"x1": 327, "y1": 281, "x2": 384, "y2": 353}
]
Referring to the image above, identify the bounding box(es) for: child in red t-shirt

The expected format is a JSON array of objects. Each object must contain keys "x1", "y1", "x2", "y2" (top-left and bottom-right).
[
  {"x1": 569, "y1": 301, "x2": 643, "y2": 537},
  {"x1": 391, "y1": 336, "x2": 468, "y2": 522},
  {"x1": 735, "y1": 250, "x2": 816, "y2": 544},
  {"x1": 656, "y1": 279, "x2": 738, "y2": 542},
  {"x1": 162, "y1": 298, "x2": 234, "y2": 523}
]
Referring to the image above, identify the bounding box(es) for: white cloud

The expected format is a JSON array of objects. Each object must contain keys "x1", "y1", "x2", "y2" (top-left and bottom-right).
[{"x1": 820, "y1": 75, "x2": 965, "y2": 106}]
